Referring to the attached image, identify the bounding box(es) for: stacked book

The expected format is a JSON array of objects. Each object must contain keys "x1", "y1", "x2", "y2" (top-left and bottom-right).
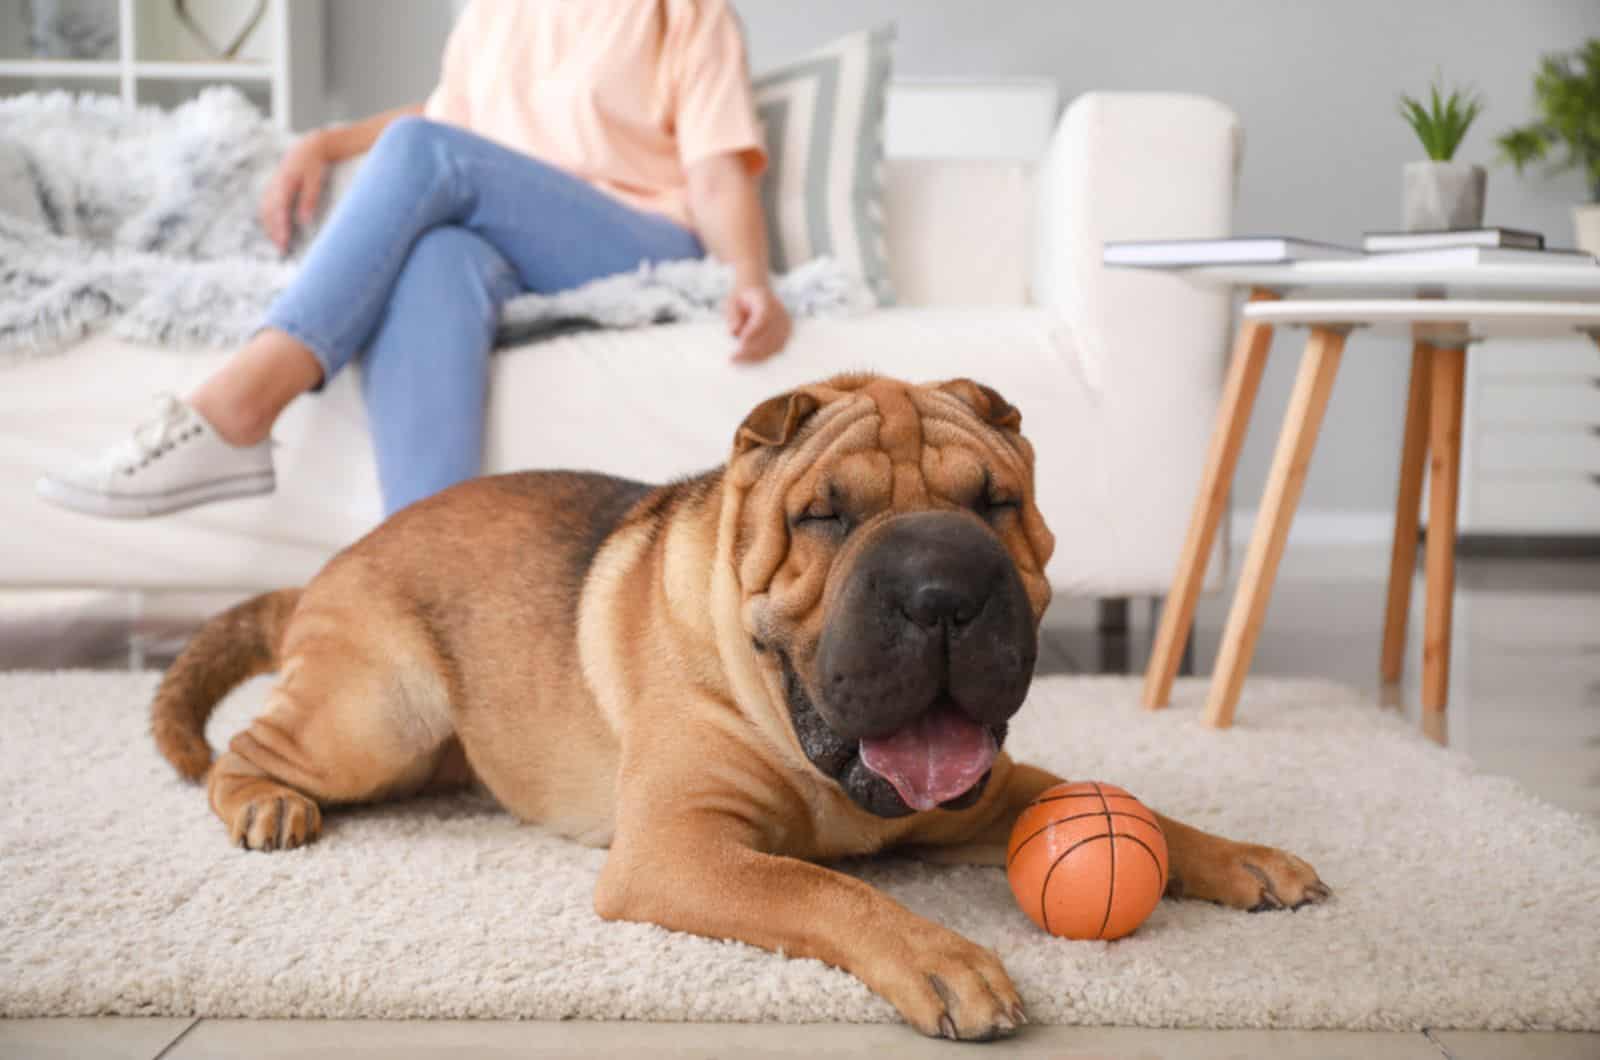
[{"x1": 1103, "y1": 228, "x2": 1598, "y2": 268}]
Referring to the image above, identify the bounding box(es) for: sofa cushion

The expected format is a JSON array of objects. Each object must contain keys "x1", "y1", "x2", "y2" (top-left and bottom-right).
[
  {"x1": 754, "y1": 25, "x2": 895, "y2": 306},
  {"x1": 4, "y1": 310, "x2": 1123, "y2": 594},
  {"x1": 882, "y1": 159, "x2": 1032, "y2": 306}
]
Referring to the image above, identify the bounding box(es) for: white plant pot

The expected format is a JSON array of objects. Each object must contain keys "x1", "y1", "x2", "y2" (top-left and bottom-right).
[
  {"x1": 1574, "y1": 204, "x2": 1600, "y2": 258},
  {"x1": 1403, "y1": 161, "x2": 1486, "y2": 232}
]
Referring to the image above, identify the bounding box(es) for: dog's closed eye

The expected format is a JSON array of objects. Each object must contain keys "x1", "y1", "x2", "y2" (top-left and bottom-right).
[
  {"x1": 793, "y1": 504, "x2": 849, "y2": 537},
  {"x1": 975, "y1": 469, "x2": 1021, "y2": 521}
]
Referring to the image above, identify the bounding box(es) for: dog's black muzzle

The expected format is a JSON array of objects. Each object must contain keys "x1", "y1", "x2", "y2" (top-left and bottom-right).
[{"x1": 782, "y1": 511, "x2": 1038, "y2": 817}]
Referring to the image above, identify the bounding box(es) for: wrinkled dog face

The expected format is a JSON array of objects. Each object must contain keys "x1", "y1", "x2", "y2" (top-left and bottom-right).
[{"x1": 727, "y1": 375, "x2": 1056, "y2": 817}]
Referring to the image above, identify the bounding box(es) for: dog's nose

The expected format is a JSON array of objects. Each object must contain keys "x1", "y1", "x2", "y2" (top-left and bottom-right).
[
  {"x1": 814, "y1": 507, "x2": 1038, "y2": 739},
  {"x1": 878, "y1": 511, "x2": 1004, "y2": 632},
  {"x1": 904, "y1": 579, "x2": 982, "y2": 629}
]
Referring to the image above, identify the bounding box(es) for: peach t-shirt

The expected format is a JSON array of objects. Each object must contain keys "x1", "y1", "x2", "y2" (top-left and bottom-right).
[{"x1": 424, "y1": 0, "x2": 767, "y2": 231}]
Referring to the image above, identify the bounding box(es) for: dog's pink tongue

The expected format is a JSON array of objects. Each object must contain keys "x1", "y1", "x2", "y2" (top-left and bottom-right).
[{"x1": 859, "y1": 708, "x2": 997, "y2": 812}]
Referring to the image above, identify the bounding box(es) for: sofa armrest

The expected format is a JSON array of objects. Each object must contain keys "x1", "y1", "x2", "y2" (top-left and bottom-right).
[
  {"x1": 1032, "y1": 91, "x2": 1240, "y2": 388},
  {"x1": 1031, "y1": 92, "x2": 1242, "y2": 592}
]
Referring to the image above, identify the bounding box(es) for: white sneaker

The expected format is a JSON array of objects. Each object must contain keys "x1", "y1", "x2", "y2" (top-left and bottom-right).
[{"x1": 36, "y1": 394, "x2": 276, "y2": 518}]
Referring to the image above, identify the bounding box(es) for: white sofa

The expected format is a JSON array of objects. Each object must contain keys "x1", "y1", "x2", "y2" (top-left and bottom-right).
[{"x1": 1, "y1": 85, "x2": 1240, "y2": 598}]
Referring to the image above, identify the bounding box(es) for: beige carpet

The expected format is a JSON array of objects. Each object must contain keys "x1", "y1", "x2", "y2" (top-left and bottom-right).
[{"x1": 2, "y1": 671, "x2": 1597, "y2": 1030}]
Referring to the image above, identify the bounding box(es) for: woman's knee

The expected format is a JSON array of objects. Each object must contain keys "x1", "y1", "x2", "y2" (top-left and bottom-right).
[{"x1": 368, "y1": 115, "x2": 454, "y2": 174}]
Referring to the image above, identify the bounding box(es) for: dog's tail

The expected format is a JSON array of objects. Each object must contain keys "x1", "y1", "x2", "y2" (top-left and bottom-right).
[{"x1": 151, "y1": 588, "x2": 302, "y2": 782}]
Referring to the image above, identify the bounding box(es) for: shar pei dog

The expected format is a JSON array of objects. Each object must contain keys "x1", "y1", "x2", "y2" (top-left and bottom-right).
[{"x1": 152, "y1": 374, "x2": 1328, "y2": 1040}]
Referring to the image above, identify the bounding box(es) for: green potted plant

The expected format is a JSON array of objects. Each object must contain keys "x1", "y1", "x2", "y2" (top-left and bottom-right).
[
  {"x1": 1497, "y1": 39, "x2": 1600, "y2": 256},
  {"x1": 1398, "y1": 76, "x2": 1485, "y2": 231}
]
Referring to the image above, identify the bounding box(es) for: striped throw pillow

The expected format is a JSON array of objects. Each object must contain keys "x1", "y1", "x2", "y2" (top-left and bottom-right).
[{"x1": 754, "y1": 25, "x2": 896, "y2": 306}]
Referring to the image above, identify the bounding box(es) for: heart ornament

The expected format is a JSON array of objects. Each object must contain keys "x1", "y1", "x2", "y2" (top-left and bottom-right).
[{"x1": 171, "y1": 0, "x2": 269, "y2": 60}]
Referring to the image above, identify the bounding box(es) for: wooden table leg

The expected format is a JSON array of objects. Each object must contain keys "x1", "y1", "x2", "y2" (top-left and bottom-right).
[
  {"x1": 1203, "y1": 325, "x2": 1347, "y2": 728},
  {"x1": 1380, "y1": 342, "x2": 1433, "y2": 686},
  {"x1": 1143, "y1": 288, "x2": 1280, "y2": 709},
  {"x1": 1422, "y1": 344, "x2": 1467, "y2": 715}
]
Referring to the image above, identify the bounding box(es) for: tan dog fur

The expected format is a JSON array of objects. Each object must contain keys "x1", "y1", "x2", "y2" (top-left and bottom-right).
[{"x1": 152, "y1": 375, "x2": 1328, "y2": 1041}]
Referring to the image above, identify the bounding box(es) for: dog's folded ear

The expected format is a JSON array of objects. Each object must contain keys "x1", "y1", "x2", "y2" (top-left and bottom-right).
[
  {"x1": 937, "y1": 379, "x2": 1022, "y2": 432},
  {"x1": 735, "y1": 390, "x2": 822, "y2": 454}
]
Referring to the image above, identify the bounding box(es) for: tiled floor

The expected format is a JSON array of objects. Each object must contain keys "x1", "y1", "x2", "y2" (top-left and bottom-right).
[
  {"x1": 1, "y1": 1018, "x2": 1596, "y2": 1059},
  {"x1": 2, "y1": 543, "x2": 1597, "y2": 1059}
]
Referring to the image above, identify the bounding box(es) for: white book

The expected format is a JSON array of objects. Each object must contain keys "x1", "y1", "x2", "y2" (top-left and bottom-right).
[
  {"x1": 1363, "y1": 246, "x2": 1596, "y2": 267},
  {"x1": 1362, "y1": 227, "x2": 1544, "y2": 252},
  {"x1": 1103, "y1": 237, "x2": 1361, "y2": 267}
]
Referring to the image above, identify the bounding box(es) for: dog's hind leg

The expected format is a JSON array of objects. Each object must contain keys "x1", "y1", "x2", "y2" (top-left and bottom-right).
[{"x1": 207, "y1": 634, "x2": 459, "y2": 852}]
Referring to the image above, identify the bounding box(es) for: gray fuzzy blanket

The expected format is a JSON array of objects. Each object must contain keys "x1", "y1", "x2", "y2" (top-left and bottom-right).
[{"x1": 0, "y1": 88, "x2": 872, "y2": 363}]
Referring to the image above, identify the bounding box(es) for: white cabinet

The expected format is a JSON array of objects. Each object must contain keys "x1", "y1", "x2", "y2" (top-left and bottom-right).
[
  {"x1": 0, "y1": 0, "x2": 323, "y2": 130},
  {"x1": 1462, "y1": 335, "x2": 1600, "y2": 536}
]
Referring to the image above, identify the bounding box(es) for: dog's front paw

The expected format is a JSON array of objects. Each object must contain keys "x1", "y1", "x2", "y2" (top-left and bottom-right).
[
  {"x1": 227, "y1": 790, "x2": 322, "y2": 852},
  {"x1": 871, "y1": 923, "x2": 1024, "y2": 1041},
  {"x1": 1181, "y1": 842, "x2": 1330, "y2": 912}
]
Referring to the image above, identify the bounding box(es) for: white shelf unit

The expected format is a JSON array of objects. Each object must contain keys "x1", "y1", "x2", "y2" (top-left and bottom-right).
[
  {"x1": 1461, "y1": 333, "x2": 1600, "y2": 537},
  {"x1": 0, "y1": 0, "x2": 322, "y2": 130}
]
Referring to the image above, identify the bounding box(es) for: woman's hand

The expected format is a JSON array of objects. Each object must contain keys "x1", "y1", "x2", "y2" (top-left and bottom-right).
[
  {"x1": 259, "y1": 129, "x2": 334, "y2": 254},
  {"x1": 726, "y1": 283, "x2": 792, "y2": 364},
  {"x1": 257, "y1": 105, "x2": 426, "y2": 254},
  {"x1": 686, "y1": 153, "x2": 792, "y2": 363}
]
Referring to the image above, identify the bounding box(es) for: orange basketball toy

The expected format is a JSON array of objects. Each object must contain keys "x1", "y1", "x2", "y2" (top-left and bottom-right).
[{"x1": 1006, "y1": 781, "x2": 1169, "y2": 940}]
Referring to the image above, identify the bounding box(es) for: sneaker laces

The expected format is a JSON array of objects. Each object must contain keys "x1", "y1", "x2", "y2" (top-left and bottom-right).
[{"x1": 102, "y1": 394, "x2": 197, "y2": 474}]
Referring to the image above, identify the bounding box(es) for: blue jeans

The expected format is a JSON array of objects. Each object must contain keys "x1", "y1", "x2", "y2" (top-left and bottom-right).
[{"x1": 263, "y1": 117, "x2": 704, "y2": 514}]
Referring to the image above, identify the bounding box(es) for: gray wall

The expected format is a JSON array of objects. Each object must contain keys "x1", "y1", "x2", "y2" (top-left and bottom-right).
[
  {"x1": 319, "y1": 1, "x2": 455, "y2": 121},
  {"x1": 322, "y1": 0, "x2": 1600, "y2": 515}
]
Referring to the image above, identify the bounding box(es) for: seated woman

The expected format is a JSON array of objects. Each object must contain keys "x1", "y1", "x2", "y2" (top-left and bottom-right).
[{"x1": 39, "y1": 0, "x2": 790, "y2": 518}]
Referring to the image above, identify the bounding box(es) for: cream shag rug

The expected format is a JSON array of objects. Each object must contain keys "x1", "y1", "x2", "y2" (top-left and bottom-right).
[{"x1": 2, "y1": 671, "x2": 1597, "y2": 1029}]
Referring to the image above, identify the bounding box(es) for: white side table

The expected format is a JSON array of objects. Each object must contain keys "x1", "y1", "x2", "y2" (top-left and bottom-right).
[{"x1": 1131, "y1": 262, "x2": 1600, "y2": 729}]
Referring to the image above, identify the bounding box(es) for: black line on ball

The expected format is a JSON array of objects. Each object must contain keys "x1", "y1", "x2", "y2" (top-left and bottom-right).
[
  {"x1": 1095, "y1": 783, "x2": 1116, "y2": 940},
  {"x1": 1115, "y1": 832, "x2": 1168, "y2": 899},
  {"x1": 1037, "y1": 834, "x2": 1110, "y2": 937},
  {"x1": 1006, "y1": 811, "x2": 1161, "y2": 869},
  {"x1": 1032, "y1": 791, "x2": 1142, "y2": 804}
]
